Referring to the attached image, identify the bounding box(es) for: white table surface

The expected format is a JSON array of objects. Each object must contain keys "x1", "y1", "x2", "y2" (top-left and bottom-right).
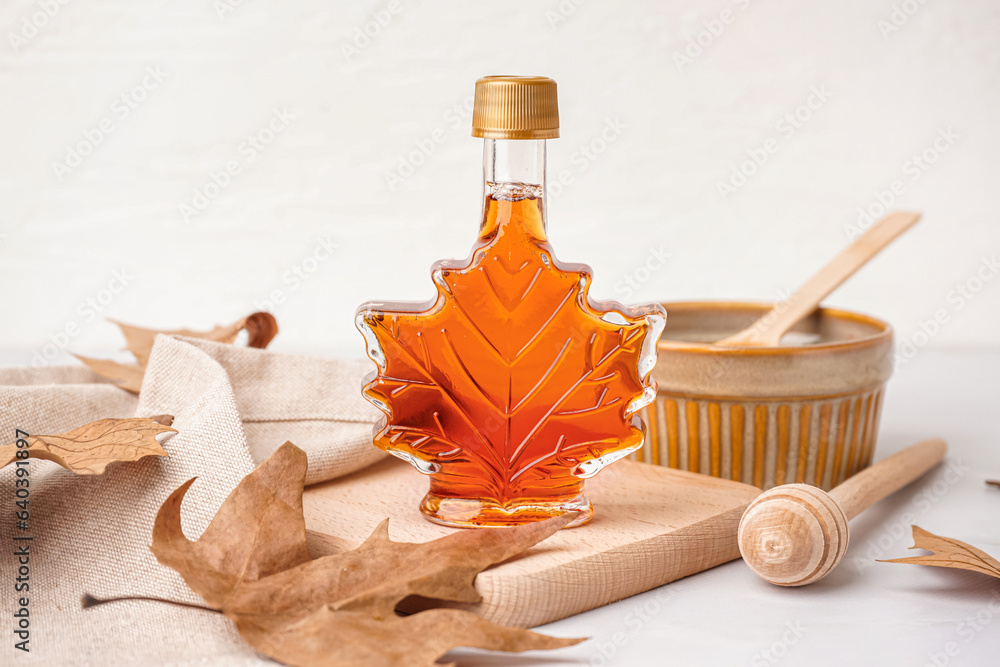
[
  {"x1": 1, "y1": 347, "x2": 996, "y2": 665},
  {"x1": 451, "y1": 348, "x2": 1000, "y2": 666}
]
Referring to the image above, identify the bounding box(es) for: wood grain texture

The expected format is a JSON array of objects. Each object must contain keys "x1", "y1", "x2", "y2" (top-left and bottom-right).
[
  {"x1": 738, "y1": 484, "x2": 849, "y2": 587},
  {"x1": 831, "y1": 437, "x2": 947, "y2": 520},
  {"x1": 737, "y1": 438, "x2": 947, "y2": 586},
  {"x1": 302, "y1": 457, "x2": 760, "y2": 628}
]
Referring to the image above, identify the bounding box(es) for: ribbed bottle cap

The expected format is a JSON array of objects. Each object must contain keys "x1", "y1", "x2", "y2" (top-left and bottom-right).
[{"x1": 472, "y1": 76, "x2": 559, "y2": 140}]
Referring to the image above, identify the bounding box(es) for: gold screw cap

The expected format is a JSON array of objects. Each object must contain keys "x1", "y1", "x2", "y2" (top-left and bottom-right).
[{"x1": 472, "y1": 76, "x2": 559, "y2": 140}]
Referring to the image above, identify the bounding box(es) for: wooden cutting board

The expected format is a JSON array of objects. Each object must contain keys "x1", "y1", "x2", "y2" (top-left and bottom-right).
[{"x1": 302, "y1": 457, "x2": 760, "y2": 628}]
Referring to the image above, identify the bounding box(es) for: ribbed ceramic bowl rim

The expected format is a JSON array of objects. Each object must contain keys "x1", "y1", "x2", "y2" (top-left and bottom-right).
[{"x1": 655, "y1": 301, "x2": 893, "y2": 356}]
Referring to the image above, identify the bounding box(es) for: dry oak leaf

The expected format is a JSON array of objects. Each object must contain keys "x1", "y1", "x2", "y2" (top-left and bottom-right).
[
  {"x1": 0, "y1": 416, "x2": 176, "y2": 474},
  {"x1": 112, "y1": 311, "x2": 279, "y2": 366},
  {"x1": 880, "y1": 525, "x2": 1000, "y2": 579},
  {"x1": 149, "y1": 442, "x2": 583, "y2": 667},
  {"x1": 72, "y1": 355, "x2": 146, "y2": 393},
  {"x1": 76, "y1": 311, "x2": 278, "y2": 393}
]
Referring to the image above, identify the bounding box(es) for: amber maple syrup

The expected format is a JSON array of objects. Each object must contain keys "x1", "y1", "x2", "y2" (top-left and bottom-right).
[{"x1": 357, "y1": 77, "x2": 665, "y2": 527}]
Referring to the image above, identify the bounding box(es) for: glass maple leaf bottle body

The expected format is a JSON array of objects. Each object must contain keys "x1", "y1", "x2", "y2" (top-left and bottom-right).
[{"x1": 357, "y1": 77, "x2": 665, "y2": 527}]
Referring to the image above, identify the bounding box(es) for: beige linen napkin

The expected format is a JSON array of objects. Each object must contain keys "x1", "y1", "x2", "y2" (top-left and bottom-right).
[{"x1": 0, "y1": 335, "x2": 382, "y2": 666}]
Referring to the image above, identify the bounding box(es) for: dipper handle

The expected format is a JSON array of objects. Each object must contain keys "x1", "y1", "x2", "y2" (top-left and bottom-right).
[
  {"x1": 831, "y1": 437, "x2": 947, "y2": 520},
  {"x1": 738, "y1": 438, "x2": 947, "y2": 586}
]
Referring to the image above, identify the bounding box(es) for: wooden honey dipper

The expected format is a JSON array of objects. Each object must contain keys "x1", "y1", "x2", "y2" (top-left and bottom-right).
[{"x1": 737, "y1": 438, "x2": 947, "y2": 586}]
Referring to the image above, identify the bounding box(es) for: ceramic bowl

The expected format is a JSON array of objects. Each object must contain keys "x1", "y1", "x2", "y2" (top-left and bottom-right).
[{"x1": 634, "y1": 301, "x2": 894, "y2": 490}]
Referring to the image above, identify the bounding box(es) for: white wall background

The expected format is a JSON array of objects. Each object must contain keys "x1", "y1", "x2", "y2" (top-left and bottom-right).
[{"x1": 1, "y1": 0, "x2": 998, "y2": 365}]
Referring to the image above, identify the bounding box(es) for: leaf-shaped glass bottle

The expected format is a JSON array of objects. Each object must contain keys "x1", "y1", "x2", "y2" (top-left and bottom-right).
[{"x1": 357, "y1": 76, "x2": 666, "y2": 527}]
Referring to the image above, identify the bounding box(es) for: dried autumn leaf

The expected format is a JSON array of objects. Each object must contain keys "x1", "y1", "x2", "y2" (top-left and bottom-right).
[
  {"x1": 880, "y1": 525, "x2": 1000, "y2": 579},
  {"x1": 0, "y1": 416, "x2": 176, "y2": 474},
  {"x1": 236, "y1": 607, "x2": 575, "y2": 667},
  {"x1": 77, "y1": 312, "x2": 278, "y2": 393},
  {"x1": 113, "y1": 311, "x2": 279, "y2": 366},
  {"x1": 149, "y1": 442, "x2": 583, "y2": 667},
  {"x1": 73, "y1": 355, "x2": 146, "y2": 393}
]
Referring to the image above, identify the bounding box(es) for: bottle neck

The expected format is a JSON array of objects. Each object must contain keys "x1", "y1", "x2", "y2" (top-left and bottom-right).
[{"x1": 480, "y1": 139, "x2": 547, "y2": 241}]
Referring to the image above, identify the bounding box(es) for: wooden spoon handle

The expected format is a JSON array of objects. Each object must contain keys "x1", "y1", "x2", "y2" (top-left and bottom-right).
[
  {"x1": 830, "y1": 438, "x2": 947, "y2": 520},
  {"x1": 718, "y1": 211, "x2": 921, "y2": 346}
]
